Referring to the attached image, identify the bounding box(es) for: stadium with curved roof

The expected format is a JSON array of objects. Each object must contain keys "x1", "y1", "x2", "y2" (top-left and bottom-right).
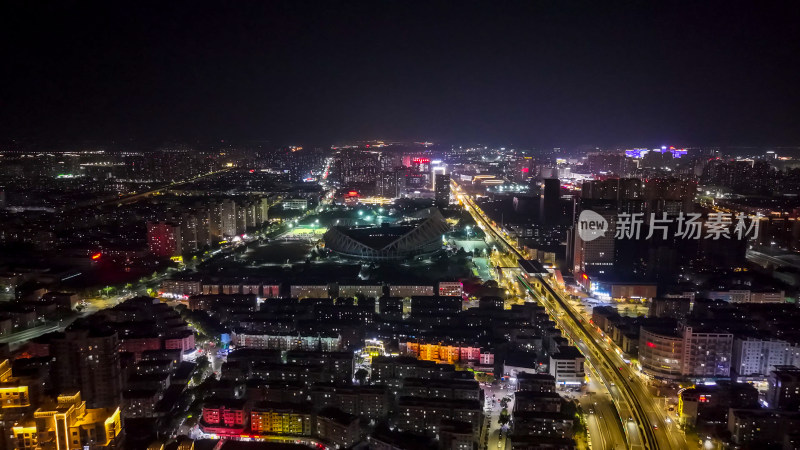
[{"x1": 323, "y1": 208, "x2": 449, "y2": 261}]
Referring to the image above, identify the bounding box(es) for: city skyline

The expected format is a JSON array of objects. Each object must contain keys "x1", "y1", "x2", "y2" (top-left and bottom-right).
[{"x1": 3, "y1": 2, "x2": 800, "y2": 450}]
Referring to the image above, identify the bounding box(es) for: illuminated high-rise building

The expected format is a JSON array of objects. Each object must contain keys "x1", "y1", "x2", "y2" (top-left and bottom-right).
[
  {"x1": 0, "y1": 359, "x2": 42, "y2": 450},
  {"x1": 180, "y1": 212, "x2": 211, "y2": 254},
  {"x1": 333, "y1": 150, "x2": 380, "y2": 185},
  {"x1": 50, "y1": 327, "x2": 123, "y2": 409},
  {"x1": 376, "y1": 171, "x2": 401, "y2": 198},
  {"x1": 243, "y1": 201, "x2": 257, "y2": 230},
  {"x1": 146, "y1": 222, "x2": 182, "y2": 258},
  {"x1": 235, "y1": 201, "x2": 247, "y2": 235},
  {"x1": 643, "y1": 178, "x2": 696, "y2": 215},
  {"x1": 256, "y1": 197, "x2": 270, "y2": 225},
  {"x1": 434, "y1": 173, "x2": 450, "y2": 208},
  {"x1": 569, "y1": 199, "x2": 616, "y2": 277},
  {"x1": 219, "y1": 199, "x2": 238, "y2": 237},
  {"x1": 12, "y1": 391, "x2": 123, "y2": 450}
]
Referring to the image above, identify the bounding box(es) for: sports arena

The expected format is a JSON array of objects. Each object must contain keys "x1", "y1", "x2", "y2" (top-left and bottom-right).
[{"x1": 323, "y1": 208, "x2": 449, "y2": 261}]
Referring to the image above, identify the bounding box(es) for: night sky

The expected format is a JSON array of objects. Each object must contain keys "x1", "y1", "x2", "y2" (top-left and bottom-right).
[{"x1": 1, "y1": 1, "x2": 799, "y2": 147}]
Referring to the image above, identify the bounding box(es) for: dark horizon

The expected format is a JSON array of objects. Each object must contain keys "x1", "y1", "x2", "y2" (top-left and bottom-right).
[
  {"x1": 2, "y1": 1, "x2": 800, "y2": 148},
  {"x1": 5, "y1": 137, "x2": 800, "y2": 157}
]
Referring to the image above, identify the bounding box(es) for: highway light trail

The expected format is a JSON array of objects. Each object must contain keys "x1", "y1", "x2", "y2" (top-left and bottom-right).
[{"x1": 454, "y1": 180, "x2": 677, "y2": 449}]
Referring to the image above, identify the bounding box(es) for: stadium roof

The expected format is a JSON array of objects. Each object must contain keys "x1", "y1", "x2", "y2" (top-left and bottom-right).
[{"x1": 324, "y1": 208, "x2": 449, "y2": 261}]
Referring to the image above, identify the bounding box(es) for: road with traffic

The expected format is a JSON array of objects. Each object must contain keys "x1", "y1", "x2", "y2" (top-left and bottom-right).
[
  {"x1": 480, "y1": 381, "x2": 514, "y2": 450},
  {"x1": 580, "y1": 360, "x2": 629, "y2": 449},
  {"x1": 453, "y1": 180, "x2": 686, "y2": 450},
  {"x1": 66, "y1": 169, "x2": 232, "y2": 212},
  {"x1": 0, "y1": 293, "x2": 134, "y2": 349}
]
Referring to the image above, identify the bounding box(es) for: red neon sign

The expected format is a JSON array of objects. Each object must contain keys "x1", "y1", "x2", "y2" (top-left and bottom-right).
[
  {"x1": 521, "y1": 167, "x2": 529, "y2": 173},
  {"x1": 412, "y1": 158, "x2": 430, "y2": 164}
]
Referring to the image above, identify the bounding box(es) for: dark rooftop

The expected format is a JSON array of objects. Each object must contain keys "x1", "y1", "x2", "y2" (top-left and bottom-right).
[{"x1": 317, "y1": 406, "x2": 358, "y2": 425}]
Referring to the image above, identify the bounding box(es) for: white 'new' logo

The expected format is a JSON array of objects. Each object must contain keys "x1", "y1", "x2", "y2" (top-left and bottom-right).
[{"x1": 577, "y1": 210, "x2": 608, "y2": 242}]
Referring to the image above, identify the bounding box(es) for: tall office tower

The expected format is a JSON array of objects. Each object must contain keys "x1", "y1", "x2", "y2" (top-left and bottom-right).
[
  {"x1": 570, "y1": 199, "x2": 616, "y2": 277},
  {"x1": 50, "y1": 327, "x2": 123, "y2": 408},
  {"x1": 220, "y1": 199, "x2": 238, "y2": 237},
  {"x1": 434, "y1": 173, "x2": 451, "y2": 208},
  {"x1": 539, "y1": 178, "x2": 561, "y2": 224},
  {"x1": 146, "y1": 222, "x2": 183, "y2": 258},
  {"x1": 431, "y1": 162, "x2": 447, "y2": 189}
]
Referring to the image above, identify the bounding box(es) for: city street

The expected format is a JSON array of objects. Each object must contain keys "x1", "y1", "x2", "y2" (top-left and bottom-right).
[
  {"x1": 454, "y1": 180, "x2": 687, "y2": 450},
  {"x1": 0, "y1": 293, "x2": 133, "y2": 350},
  {"x1": 480, "y1": 381, "x2": 515, "y2": 450},
  {"x1": 580, "y1": 369, "x2": 627, "y2": 450},
  {"x1": 0, "y1": 322, "x2": 61, "y2": 347}
]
